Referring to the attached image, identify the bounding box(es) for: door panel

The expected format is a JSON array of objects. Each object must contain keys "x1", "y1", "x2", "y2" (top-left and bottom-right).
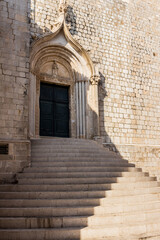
[
  {"x1": 54, "y1": 103, "x2": 69, "y2": 118},
  {"x1": 53, "y1": 103, "x2": 69, "y2": 137},
  {"x1": 40, "y1": 101, "x2": 54, "y2": 136},
  {"x1": 40, "y1": 83, "x2": 69, "y2": 137},
  {"x1": 40, "y1": 84, "x2": 54, "y2": 101},
  {"x1": 53, "y1": 86, "x2": 68, "y2": 102}
]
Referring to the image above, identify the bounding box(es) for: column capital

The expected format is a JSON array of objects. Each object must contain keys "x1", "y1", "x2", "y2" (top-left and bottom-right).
[{"x1": 90, "y1": 75, "x2": 100, "y2": 85}]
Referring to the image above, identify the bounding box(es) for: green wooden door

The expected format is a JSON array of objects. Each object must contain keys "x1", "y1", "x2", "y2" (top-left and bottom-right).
[{"x1": 40, "y1": 83, "x2": 69, "y2": 137}]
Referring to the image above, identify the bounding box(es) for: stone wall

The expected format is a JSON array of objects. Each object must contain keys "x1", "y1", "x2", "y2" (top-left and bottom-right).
[
  {"x1": 0, "y1": 0, "x2": 160, "y2": 181},
  {"x1": 0, "y1": 0, "x2": 30, "y2": 182},
  {"x1": 29, "y1": 0, "x2": 160, "y2": 179},
  {"x1": 104, "y1": 143, "x2": 160, "y2": 181}
]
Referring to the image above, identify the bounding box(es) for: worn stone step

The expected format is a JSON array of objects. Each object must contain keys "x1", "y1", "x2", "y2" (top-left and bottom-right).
[
  {"x1": 31, "y1": 154, "x2": 122, "y2": 159},
  {"x1": 31, "y1": 148, "x2": 116, "y2": 155},
  {"x1": 18, "y1": 176, "x2": 156, "y2": 185},
  {"x1": 32, "y1": 143, "x2": 97, "y2": 148},
  {"x1": 31, "y1": 139, "x2": 96, "y2": 144},
  {"x1": 17, "y1": 171, "x2": 148, "y2": 179},
  {"x1": 31, "y1": 148, "x2": 112, "y2": 153},
  {"x1": 88, "y1": 209, "x2": 160, "y2": 226},
  {"x1": 1, "y1": 220, "x2": 160, "y2": 240},
  {"x1": 31, "y1": 161, "x2": 132, "y2": 167},
  {"x1": 0, "y1": 217, "x2": 87, "y2": 229},
  {"x1": 1, "y1": 187, "x2": 160, "y2": 199},
  {"x1": 0, "y1": 206, "x2": 93, "y2": 217},
  {"x1": 94, "y1": 201, "x2": 160, "y2": 215},
  {"x1": 31, "y1": 152, "x2": 119, "y2": 156},
  {"x1": 1, "y1": 210, "x2": 160, "y2": 229},
  {"x1": 31, "y1": 146, "x2": 101, "y2": 151},
  {"x1": 0, "y1": 191, "x2": 103, "y2": 199},
  {"x1": 31, "y1": 156, "x2": 121, "y2": 161},
  {"x1": 0, "y1": 183, "x2": 118, "y2": 192},
  {"x1": 31, "y1": 153, "x2": 119, "y2": 158},
  {"x1": 31, "y1": 158, "x2": 127, "y2": 163},
  {"x1": 0, "y1": 181, "x2": 159, "y2": 192},
  {"x1": 1, "y1": 201, "x2": 160, "y2": 218},
  {"x1": 32, "y1": 138, "x2": 92, "y2": 141},
  {"x1": 24, "y1": 166, "x2": 139, "y2": 173},
  {"x1": 80, "y1": 221, "x2": 160, "y2": 239},
  {"x1": 0, "y1": 192, "x2": 160, "y2": 208},
  {"x1": 0, "y1": 227, "x2": 81, "y2": 240},
  {"x1": 0, "y1": 198, "x2": 100, "y2": 208},
  {"x1": 87, "y1": 235, "x2": 160, "y2": 240},
  {"x1": 32, "y1": 152, "x2": 111, "y2": 158},
  {"x1": 31, "y1": 157, "x2": 125, "y2": 162},
  {"x1": 89, "y1": 235, "x2": 160, "y2": 240}
]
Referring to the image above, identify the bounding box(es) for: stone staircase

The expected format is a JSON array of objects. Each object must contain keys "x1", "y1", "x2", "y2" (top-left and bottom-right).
[{"x1": 0, "y1": 138, "x2": 160, "y2": 240}]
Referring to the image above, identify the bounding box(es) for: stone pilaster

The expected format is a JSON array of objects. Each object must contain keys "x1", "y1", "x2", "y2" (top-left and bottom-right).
[{"x1": 90, "y1": 75, "x2": 100, "y2": 137}]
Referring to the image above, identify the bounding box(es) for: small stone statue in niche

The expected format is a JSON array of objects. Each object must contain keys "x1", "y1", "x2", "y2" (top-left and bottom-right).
[{"x1": 52, "y1": 61, "x2": 58, "y2": 77}]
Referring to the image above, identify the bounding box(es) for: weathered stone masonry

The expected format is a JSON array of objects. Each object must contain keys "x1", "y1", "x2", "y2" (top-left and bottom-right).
[
  {"x1": 0, "y1": 0, "x2": 30, "y2": 181},
  {"x1": 0, "y1": 0, "x2": 160, "y2": 181}
]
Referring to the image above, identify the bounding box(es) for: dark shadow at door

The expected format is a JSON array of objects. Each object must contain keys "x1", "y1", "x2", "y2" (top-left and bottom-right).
[{"x1": 40, "y1": 82, "x2": 69, "y2": 138}]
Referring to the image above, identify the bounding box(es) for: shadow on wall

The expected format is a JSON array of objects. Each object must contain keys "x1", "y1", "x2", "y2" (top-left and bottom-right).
[
  {"x1": 66, "y1": 5, "x2": 78, "y2": 36},
  {"x1": 29, "y1": 3, "x2": 78, "y2": 43},
  {"x1": 98, "y1": 71, "x2": 120, "y2": 154}
]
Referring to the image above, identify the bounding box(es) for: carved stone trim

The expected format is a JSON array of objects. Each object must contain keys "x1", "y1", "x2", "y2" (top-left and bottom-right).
[
  {"x1": 90, "y1": 75, "x2": 100, "y2": 85},
  {"x1": 59, "y1": 0, "x2": 67, "y2": 13}
]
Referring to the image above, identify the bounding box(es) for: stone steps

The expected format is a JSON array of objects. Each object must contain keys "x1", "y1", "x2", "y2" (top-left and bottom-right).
[
  {"x1": 1, "y1": 209, "x2": 160, "y2": 229},
  {"x1": 24, "y1": 166, "x2": 140, "y2": 173},
  {"x1": 1, "y1": 187, "x2": 160, "y2": 199},
  {"x1": 31, "y1": 161, "x2": 133, "y2": 167},
  {"x1": 0, "y1": 138, "x2": 160, "y2": 239},
  {"x1": 31, "y1": 139, "x2": 96, "y2": 144},
  {"x1": 17, "y1": 171, "x2": 148, "y2": 179},
  {"x1": 31, "y1": 150, "x2": 117, "y2": 156},
  {"x1": 31, "y1": 154, "x2": 124, "y2": 159},
  {"x1": 31, "y1": 148, "x2": 113, "y2": 153},
  {"x1": 0, "y1": 220, "x2": 160, "y2": 240},
  {"x1": 31, "y1": 148, "x2": 117, "y2": 153},
  {"x1": 1, "y1": 200, "x2": 160, "y2": 217},
  {"x1": 0, "y1": 181, "x2": 159, "y2": 192},
  {"x1": 0, "y1": 192, "x2": 160, "y2": 207},
  {"x1": 18, "y1": 176, "x2": 156, "y2": 185},
  {"x1": 31, "y1": 157, "x2": 128, "y2": 162},
  {"x1": 80, "y1": 221, "x2": 160, "y2": 239},
  {"x1": 31, "y1": 154, "x2": 121, "y2": 158},
  {"x1": 31, "y1": 152, "x2": 115, "y2": 157}
]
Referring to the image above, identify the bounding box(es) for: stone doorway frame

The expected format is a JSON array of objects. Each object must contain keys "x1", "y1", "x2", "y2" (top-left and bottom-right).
[
  {"x1": 29, "y1": 1, "x2": 100, "y2": 139},
  {"x1": 33, "y1": 57, "x2": 76, "y2": 138}
]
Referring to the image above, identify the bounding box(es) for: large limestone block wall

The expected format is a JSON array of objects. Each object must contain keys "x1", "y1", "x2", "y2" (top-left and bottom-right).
[
  {"x1": 0, "y1": 0, "x2": 160, "y2": 180},
  {"x1": 29, "y1": 0, "x2": 160, "y2": 179},
  {"x1": 0, "y1": 0, "x2": 30, "y2": 182}
]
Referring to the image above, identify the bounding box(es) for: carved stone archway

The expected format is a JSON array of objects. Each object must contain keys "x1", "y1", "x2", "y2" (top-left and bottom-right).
[{"x1": 29, "y1": 1, "x2": 100, "y2": 139}]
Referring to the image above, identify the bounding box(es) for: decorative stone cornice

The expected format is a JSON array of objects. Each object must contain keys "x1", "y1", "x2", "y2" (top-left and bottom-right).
[{"x1": 90, "y1": 75, "x2": 100, "y2": 85}]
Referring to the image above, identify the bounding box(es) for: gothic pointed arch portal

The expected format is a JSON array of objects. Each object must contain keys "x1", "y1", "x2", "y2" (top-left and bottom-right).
[{"x1": 29, "y1": 1, "x2": 100, "y2": 139}]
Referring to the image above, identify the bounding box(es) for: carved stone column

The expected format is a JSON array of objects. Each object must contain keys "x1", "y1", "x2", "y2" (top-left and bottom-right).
[
  {"x1": 90, "y1": 75, "x2": 100, "y2": 137},
  {"x1": 76, "y1": 81, "x2": 86, "y2": 138}
]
